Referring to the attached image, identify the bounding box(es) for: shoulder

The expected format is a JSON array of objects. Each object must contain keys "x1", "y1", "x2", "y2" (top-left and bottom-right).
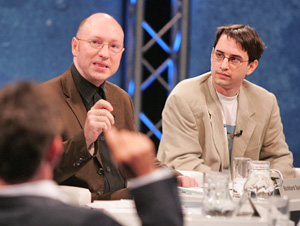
[
  {"x1": 241, "y1": 80, "x2": 279, "y2": 114},
  {"x1": 105, "y1": 81, "x2": 132, "y2": 102},
  {"x1": 6, "y1": 196, "x2": 118, "y2": 226},
  {"x1": 242, "y1": 79, "x2": 276, "y2": 101},
  {"x1": 105, "y1": 81, "x2": 129, "y2": 96},
  {"x1": 40, "y1": 70, "x2": 69, "y2": 91},
  {"x1": 168, "y1": 72, "x2": 211, "y2": 103}
]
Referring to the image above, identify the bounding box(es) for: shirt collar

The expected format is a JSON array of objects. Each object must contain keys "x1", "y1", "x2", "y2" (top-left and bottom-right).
[
  {"x1": 0, "y1": 180, "x2": 69, "y2": 204},
  {"x1": 71, "y1": 64, "x2": 106, "y2": 104}
]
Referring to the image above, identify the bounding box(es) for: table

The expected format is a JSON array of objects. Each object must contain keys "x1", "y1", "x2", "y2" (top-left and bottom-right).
[{"x1": 86, "y1": 194, "x2": 297, "y2": 226}]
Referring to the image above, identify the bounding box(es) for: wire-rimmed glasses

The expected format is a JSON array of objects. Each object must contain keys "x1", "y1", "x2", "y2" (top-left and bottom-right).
[
  {"x1": 212, "y1": 50, "x2": 249, "y2": 67},
  {"x1": 76, "y1": 37, "x2": 123, "y2": 54}
]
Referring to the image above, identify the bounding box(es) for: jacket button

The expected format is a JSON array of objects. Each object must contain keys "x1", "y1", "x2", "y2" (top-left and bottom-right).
[
  {"x1": 97, "y1": 168, "x2": 104, "y2": 175},
  {"x1": 79, "y1": 157, "x2": 85, "y2": 161},
  {"x1": 73, "y1": 161, "x2": 81, "y2": 167}
]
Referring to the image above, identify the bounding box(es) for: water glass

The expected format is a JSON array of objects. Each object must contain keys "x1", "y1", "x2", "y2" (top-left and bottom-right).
[
  {"x1": 232, "y1": 157, "x2": 251, "y2": 198},
  {"x1": 202, "y1": 172, "x2": 235, "y2": 217}
]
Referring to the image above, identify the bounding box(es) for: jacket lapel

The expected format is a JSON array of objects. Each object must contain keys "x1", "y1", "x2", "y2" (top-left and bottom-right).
[
  {"x1": 61, "y1": 69, "x2": 87, "y2": 128},
  {"x1": 232, "y1": 84, "x2": 256, "y2": 158},
  {"x1": 206, "y1": 76, "x2": 229, "y2": 169}
]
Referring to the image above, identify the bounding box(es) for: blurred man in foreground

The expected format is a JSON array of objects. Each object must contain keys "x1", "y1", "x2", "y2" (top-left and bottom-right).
[{"x1": 0, "y1": 81, "x2": 183, "y2": 226}]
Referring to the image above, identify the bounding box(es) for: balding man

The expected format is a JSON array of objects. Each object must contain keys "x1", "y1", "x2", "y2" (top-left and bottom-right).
[{"x1": 41, "y1": 13, "x2": 197, "y2": 201}]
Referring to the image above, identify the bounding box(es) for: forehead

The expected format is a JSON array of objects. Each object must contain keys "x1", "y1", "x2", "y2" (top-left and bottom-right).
[
  {"x1": 80, "y1": 16, "x2": 124, "y2": 42},
  {"x1": 215, "y1": 34, "x2": 247, "y2": 57}
]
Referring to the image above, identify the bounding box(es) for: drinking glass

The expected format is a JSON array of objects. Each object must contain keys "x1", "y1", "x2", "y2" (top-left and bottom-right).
[
  {"x1": 232, "y1": 157, "x2": 251, "y2": 198},
  {"x1": 202, "y1": 172, "x2": 235, "y2": 217}
]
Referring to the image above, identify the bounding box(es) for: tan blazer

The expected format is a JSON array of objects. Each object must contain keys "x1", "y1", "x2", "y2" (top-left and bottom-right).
[
  {"x1": 41, "y1": 66, "x2": 135, "y2": 200},
  {"x1": 157, "y1": 72, "x2": 295, "y2": 178}
]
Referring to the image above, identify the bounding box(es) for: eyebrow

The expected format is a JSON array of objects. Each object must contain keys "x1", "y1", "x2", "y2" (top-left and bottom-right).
[
  {"x1": 215, "y1": 50, "x2": 243, "y2": 59},
  {"x1": 88, "y1": 36, "x2": 122, "y2": 43}
]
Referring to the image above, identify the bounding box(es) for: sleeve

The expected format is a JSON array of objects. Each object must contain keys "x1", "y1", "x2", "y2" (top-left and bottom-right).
[
  {"x1": 54, "y1": 130, "x2": 92, "y2": 183},
  {"x1": 130, "y1": 174, "x2": 183, "y2": 226},
  {"x1": 260, "y1": 94, "x2": 295, "y2": 178},
  {"x1": 157, "y1": 92, "x2": 211, "y2": 172}
]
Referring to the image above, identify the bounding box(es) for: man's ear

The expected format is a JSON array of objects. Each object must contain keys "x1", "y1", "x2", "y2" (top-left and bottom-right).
[
  {"x1": 71, "y1": 37, "x2": 79, "y2": 57},
  {"x1": 246, "y1": 59, "x2": 258, "y2": 76},
  {"x1": 46, "y1": 136, "x2": 63, "y2": 166}
]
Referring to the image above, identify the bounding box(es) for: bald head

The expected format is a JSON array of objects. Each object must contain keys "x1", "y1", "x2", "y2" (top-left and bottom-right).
[
  {"x1": 76, "y1": 13, "x2": 124, "y2": 42},
  {"x1": 72, "y1": 12, "x2": 125, "y2": 86}
]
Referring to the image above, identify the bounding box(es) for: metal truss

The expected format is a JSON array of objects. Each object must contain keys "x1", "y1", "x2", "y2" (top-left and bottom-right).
[{"x1": 124, "y1": 0, "x2": 190, "y2": 143}]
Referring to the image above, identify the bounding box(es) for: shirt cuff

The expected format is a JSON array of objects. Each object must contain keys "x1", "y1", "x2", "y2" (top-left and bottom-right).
[
  {"x1": 128, "y1": 167, "x2": 174, "y2": 189},
  {"x1": 88, "y1": 143, "x2": 95, "y2": 156}
]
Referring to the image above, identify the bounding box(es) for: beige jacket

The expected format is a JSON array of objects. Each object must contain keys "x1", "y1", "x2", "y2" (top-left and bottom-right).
[{"x1": 157, "y1": 72, "x2": 295, "y2": 178}]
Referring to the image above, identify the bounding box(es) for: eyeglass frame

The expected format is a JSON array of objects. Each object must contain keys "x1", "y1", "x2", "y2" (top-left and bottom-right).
[
  {"x1": 212, "y1": 50, "x2": 249, "y2": 67},
  {"x1": 75, "y1": 37, "x2": 124, "y2": 54}
]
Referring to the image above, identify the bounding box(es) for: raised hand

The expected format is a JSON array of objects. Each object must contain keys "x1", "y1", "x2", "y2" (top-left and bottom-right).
[
  {"x1": 105, "y1": 127, "x2": 156, "y2": 178},
  {"x1": 84, "y1": 99, "x2": 115, "y2": 148}
]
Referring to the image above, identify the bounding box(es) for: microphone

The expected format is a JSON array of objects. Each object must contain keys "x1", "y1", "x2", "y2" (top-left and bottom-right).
[
  {"x1": 227, "y1": 130, "x2": 243, "y2": 139},
  {"x1": 234, "y1": 130, "x2": 243, "y2": 137}
]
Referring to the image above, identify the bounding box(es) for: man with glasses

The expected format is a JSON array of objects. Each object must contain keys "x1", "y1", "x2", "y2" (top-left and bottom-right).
[
  {"x1": 157, "y1": 24, "x2": 295, "y2": 178},
  {"x1": 41, "y1": 13, "x2": 133, "y2": 201},
  {"x1": 41, "y1": 13, "x2": 197, "y2": 201}
]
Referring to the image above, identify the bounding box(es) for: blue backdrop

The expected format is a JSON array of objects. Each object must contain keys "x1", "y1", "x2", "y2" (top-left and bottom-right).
[
  {"x1": 0, "y1": 0, "x2": 299, "y2": 166},
  {"x1": 0, "y1": 0, "x2": 123, "y2": 85}
]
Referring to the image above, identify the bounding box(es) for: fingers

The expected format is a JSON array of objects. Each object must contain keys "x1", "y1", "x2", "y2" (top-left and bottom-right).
[
  {"x1": 89, "y1": 108, "x2": 115, "y2": 128},
  {"x1": 92, "y1": 99, "x2": 113, "y2": 112},
  {"x1": 177, "y1": 176, "x2": 199, "y2": 187},
  {"x1": 105, "y1": 128, "x2": 156, "y2": 177},
  {"x1": 84, "y1": 99, "x2": 115, "y2": 148}
]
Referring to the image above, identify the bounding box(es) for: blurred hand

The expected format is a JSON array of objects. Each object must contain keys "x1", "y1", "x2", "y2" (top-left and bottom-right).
[
  {"x1": 105, "y1": 127, "x2": 156, "y2": 178},
  {"x1": 177, "y1": 175, "x2": 198, "y2": 187},
  {"x1": 84, "y1": 99, "x2": 115, "y2": 148}
]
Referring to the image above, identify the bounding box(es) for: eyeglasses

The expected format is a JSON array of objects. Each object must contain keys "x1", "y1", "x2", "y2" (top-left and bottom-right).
[
  {"x1": 75, "y1": 37, "x2": 123, "y2": 54},
  {"x1": 212, "y1": 51, "x2": 249, "y2": 67}
]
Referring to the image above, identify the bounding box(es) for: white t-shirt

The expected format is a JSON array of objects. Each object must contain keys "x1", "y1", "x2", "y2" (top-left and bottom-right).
[{"x1": 216, "y1": 92, "x2": 238, "y2": 162}]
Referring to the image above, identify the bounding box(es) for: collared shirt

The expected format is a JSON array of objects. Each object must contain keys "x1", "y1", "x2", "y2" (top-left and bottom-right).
[
  {"x1": 71, "y1": 64, "x2": 105, "y2": 155},
  {"x1": 0, "y1": 180, "x2": 69, "y2": 204},
  {"x1": 71, "y1": 64, "x2": 106, "y2": 111}
]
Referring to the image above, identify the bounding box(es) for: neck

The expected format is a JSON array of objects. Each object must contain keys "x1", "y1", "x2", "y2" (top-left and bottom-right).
[
  {"x1": 0, "y1": 162, "x2": 53, "y2": 187},
  {"x1": 213, "y1": 83, "x2": 239, "y2": 97}
]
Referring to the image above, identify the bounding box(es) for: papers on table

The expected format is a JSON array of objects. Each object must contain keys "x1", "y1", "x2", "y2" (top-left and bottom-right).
[
  {"x1": 86, "y1": 200, "x2": 141, "y2": 226},
  {"x1": 86, "y1": 199, "x2": 136, "y2": 213},
  {"x1": 178, "y1": 186, "x2": 203, "y2": 195}
]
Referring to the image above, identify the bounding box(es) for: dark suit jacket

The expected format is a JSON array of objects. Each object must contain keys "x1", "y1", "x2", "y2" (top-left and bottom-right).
[
  {"x1": 40, "y1": 66, "x2": 135, "y2": 200},
  {"x1": 0, "y1": 177, "x2": 183, "y2": 226}
]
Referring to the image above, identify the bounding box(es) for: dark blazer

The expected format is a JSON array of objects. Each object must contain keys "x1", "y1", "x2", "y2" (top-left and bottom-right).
[
  {"x1": 40, "y1": 66, "x2": 135, "y2": 200},
  {"x1": 0, "y1": 177, "x2": 183, "y2": 226}
]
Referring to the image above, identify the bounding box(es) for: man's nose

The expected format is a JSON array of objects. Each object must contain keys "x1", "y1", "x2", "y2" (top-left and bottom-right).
[
  {"x1": 98, "y1": 44, "x2": 110, "y2": 58},
  {"x1": 220, "y1": 57, "x2": 229, "y2": 69}
]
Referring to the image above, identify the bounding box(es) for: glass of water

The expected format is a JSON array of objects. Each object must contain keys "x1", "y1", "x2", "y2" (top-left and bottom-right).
[{"x1": 232, "y1": 157, "x2": 251, "y2": 198}]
